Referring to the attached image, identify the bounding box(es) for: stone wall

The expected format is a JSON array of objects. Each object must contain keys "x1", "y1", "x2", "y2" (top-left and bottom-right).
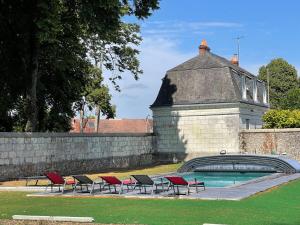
[
  {"x1": 0, "y1": 133, "x2": 156, "y2": 181},
  {"x1": 152, "y1": 104, "x2": 241, "y2": 162},
  {"x1": 239, "y1": 129, "x2": 300, "y2": 160}
]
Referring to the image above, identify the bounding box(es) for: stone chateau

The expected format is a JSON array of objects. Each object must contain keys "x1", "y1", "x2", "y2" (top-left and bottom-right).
[{"x1": 151, "y1": 40, "x2": 269, "y2": 161}]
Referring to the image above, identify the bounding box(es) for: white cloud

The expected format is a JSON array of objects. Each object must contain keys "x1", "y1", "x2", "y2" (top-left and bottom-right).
[
  {"x1": 141, "y1": 20, "x2": 242, "y2": 38},
  {"x1": 106, "y1": 37, "x2": 194, "y2": 119},
  {"x1": 123, "y1": 83, "x2": 149, "y2": 90},
  {"x1": 145, "y1": 20, "x2": 242, "y2": 29},
  {"x1": 296, "y1": 66, "x2": 300, "y2": 77}
]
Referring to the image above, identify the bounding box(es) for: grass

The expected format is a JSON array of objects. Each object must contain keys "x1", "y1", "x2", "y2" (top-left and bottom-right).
[
  {"x1": 0, "y1": 180, "x2": 300, "y2": 224},
  {"x1": 1, "y1": 179, "x2": 300, "y2": 225},
  {"x1": 0, "y1": 220, "x2": 116, "y2": 225}
]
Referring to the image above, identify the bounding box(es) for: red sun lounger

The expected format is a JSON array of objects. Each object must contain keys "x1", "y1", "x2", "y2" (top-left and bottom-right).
[
  {"x1": 165, "y1": 176, "x2": 205, "y2": 195},
  {"x1": 45, "y1": 172, "x2": 75, "y2": 193},
  {"x1": 100, "y1": 176, "x2": 135, "y2": 194}
]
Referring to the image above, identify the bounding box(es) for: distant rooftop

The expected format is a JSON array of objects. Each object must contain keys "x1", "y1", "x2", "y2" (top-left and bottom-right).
[{"x1": 71, "y1": 118, "x2": 153, "y2": 133}]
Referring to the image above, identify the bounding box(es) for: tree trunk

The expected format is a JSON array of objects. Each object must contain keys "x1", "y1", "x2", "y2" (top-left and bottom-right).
[
  {"x1": 25, "y1": 7, "x2": 39, "y2": 132},
  {"x1": 79, "y1": 107, "x2": 84, "y2": 133},
  {"x1": 95, "y1": 106, "x2": 100, "y2": 133}
]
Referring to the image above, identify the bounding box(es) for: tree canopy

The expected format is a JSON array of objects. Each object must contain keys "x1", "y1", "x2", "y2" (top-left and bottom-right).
[
  {"x1": 258, "y1": 58, "x2": 299, "y2": 109},
  {"x1": 283, "y1": 88, "x2": 300, "y2": 110},
  {"x1": 0, "y1": 0, "x2": 159, "y2": 132}
]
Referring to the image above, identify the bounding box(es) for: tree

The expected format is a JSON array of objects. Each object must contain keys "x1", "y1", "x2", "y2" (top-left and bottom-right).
[
  {"x1": 0, "y1": 0, "x2": 160, "y2": 132},
  {"x1": 258, "y1": 58, "x2": 298, "y2": 109},
  {"x1": 77, "y1": 66, "x2": 116, "y2": 133},
  {"x1": 282, "y1": 88, "x2": 300, "y2": 110}
]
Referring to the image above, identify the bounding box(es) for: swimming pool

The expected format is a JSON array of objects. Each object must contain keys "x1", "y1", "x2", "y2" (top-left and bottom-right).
[{"x1": 180, "y1": 172, "x2": 272, "y2": 187}]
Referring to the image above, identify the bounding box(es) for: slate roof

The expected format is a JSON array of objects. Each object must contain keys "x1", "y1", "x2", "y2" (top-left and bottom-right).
[
  {"x1": 151, "y1": 50, "x2": 268, "y2": 108},
  {"x1": 71, "y1": 119, "x2": 153, "y2": 133}
]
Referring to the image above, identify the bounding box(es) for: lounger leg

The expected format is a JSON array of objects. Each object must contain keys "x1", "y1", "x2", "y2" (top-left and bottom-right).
[
  {"x1": 196, "y1": 185, "x2": 198, "y2": 193},
  {"x1": 45, "y1": 181, "x2": 50, "y2": 192},
  {"x1": 187, "y1": 185, "x2": 190, "y2": 195},
  {"x1": 90, "y1": 182, "x2": 95, "y2": 194},
  {"x1": 73, "y1": 183, "x2": 77, "y2": 193},
  {"x1": 62, "y1": 182, "x2": 66, "y2": 193},
  {"x1": 119, "y1": 184, "x2": 123, "y2": 194},
  {"x1": 151, "y1": 184, "x2": 155, "y2": 195},
  {"x1": 167, "y1": 183, "x2": 171, "y2": 191}
]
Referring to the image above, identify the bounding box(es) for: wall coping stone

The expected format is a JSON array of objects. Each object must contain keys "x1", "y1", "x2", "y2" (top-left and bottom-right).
[
  {"x1": 240, "y1": 128, "x2": 300, "y2": 133},
  {"x1": 0, "y1": 132, "x2": 155, "y2": 138}
]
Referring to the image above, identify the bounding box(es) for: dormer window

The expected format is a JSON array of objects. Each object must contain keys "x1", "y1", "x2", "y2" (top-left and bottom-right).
[
  {"x1": 263, "y1": 86, "x2": 267, "y2": 104},
  {"x1": 241, "y1": 76, "x2": 247, "y2": 100},
  {"x1": 253, "y1": 80, "x2": 258, "y2": 102}
]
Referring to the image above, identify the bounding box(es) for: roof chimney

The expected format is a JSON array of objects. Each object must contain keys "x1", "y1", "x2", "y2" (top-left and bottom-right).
[
  {"x1": 199, "y1": 39, "x2": 210, "y2": 55},
  {"x1": 231, "y1": 54, "x2": 239, "y2": 66}
]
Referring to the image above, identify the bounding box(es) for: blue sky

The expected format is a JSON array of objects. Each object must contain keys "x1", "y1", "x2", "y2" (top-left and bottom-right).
[{"x1": 105, "y1": 0, "x2": 300, "y2": 119}]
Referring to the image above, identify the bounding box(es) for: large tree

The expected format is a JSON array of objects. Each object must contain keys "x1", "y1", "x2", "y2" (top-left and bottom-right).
[
  {"x1": 0, "y1": 0, "x2": 159, "y2": 132},
  {"x1": 258, "y1": 58, "x2": 299, "y2": 109},
  {"x1": 282, "y1": 88, "x2": 300, "y2": 110}
]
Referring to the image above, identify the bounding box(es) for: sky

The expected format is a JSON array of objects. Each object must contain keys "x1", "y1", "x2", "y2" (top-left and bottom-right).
[{"x1": 104, "y1": 0, "x2": 300, "y2": 119}]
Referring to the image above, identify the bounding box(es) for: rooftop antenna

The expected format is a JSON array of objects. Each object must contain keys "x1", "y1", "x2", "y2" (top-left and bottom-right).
[{"x1": 234, "y1": 36, "x2": 244, "y2": 64}]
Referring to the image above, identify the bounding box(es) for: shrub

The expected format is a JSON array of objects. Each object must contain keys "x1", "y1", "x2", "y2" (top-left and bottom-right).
[{"x1": 262, "y1": 109, "x2": 300, "y2": 128}]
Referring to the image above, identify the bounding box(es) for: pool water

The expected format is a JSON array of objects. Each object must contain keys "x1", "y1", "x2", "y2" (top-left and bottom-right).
[{"x1": 180, "y1": 172, "x2": 272, "y2": 187}]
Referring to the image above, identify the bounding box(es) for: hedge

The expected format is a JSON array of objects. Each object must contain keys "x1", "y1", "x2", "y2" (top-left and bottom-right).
[{"x1": 263, "y1": 109, "x2": 300, "y2": 128}]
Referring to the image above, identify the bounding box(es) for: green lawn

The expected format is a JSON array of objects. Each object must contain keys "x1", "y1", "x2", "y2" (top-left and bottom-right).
[{"x1": 1, "y1": 179, "x2": 300, "y2": 225}]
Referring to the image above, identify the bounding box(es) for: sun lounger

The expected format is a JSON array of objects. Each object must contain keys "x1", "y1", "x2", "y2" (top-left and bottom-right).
[
  {"x1": 45, "y1": 172, "x2": 75, "y2": 193},
  {"x1": 165, "y1": 176, "x2": 205, "y2": 195},
  {"x1": 131, "y1": 175, "x2": 169, "y2": 194},
  {"x1": 72, "y1": 175, "x2": 103, "y2": 194},
  {"x1": 100, "y1": 176, "x2": 135, "y2": 194}
]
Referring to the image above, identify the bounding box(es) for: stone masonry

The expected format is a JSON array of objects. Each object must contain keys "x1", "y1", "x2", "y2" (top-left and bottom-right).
[
  {"x1": 0, "y1": 133, "x2": 156, "y2": 181},
  {"x1": 152, "y1": 103, "x2": 268, "y2": 162},
  {"x1": 1, "y1": 129, "x2": 300, "y2": 181},
  {"x1": 153, "y1": 105, "x2": 239, "y2": 161},
  {"x1": 239, "y1": 128, "x2": 300, "y2": 160}
]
